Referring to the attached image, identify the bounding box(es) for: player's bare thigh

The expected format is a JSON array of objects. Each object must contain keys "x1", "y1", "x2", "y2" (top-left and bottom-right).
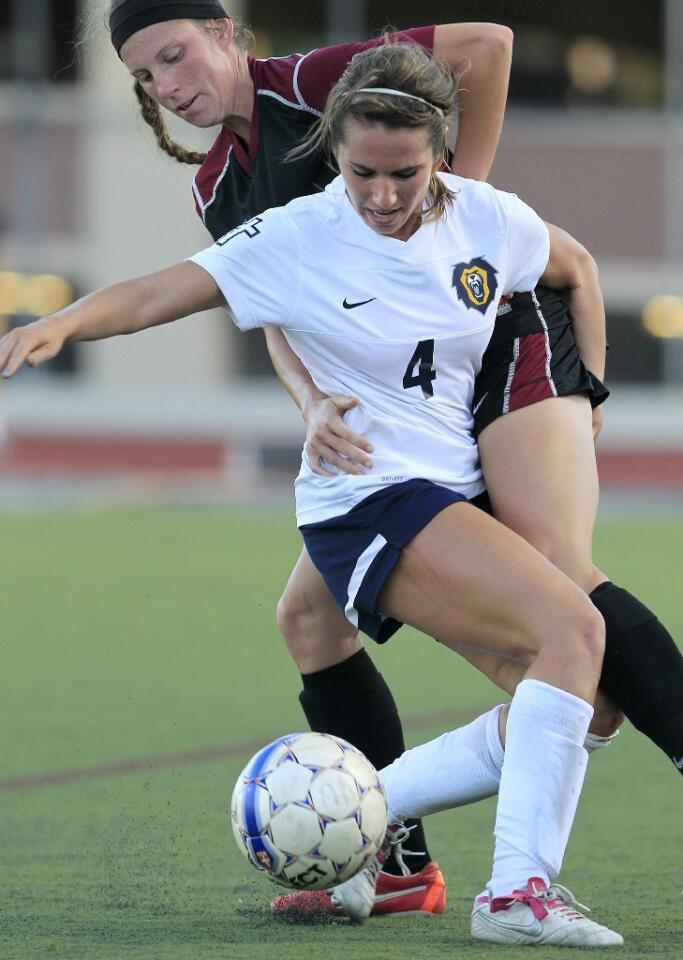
[
  {"x1": 478, "y1": 394, "x2": 605, "y2": 593},
  {"x1": 277, "y1": 507, "x2": 617, "y2": 732},
  {"x1": 276, "y1": 543, "x2": 538, "y2": 690},
  {"x1": 277, "y1": 547, "x2": 361, "y2": 673},
  {"x1": 378, "y1": 500, "x2": 605, "y2": 705}
]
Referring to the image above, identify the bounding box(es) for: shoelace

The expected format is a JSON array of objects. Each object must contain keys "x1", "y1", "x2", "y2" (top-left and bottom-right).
[
  {"x1": 506, "y1": 880, "x2": 590, "y2": 920},
  {"x1": 332, "y1": 821, "x2": 423, "y2": 901},
  {"x1": 384, "y1": 821, "x2": 424, "y2": 878},
  {"x1": 545, "y1": 883, "x2": 591, "y2": 919},
  {"x1": 497, "y1": 884, "x2": 548, "y2": 921},
  {"x1": 499, "y1": 881, "x2": 591, "y2": 922}
]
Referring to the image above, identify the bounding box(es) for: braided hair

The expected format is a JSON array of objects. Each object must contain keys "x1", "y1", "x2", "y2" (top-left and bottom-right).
[
  {"x1": 133, "y1": 79, "x2": 207, "y2": 165},
  {"x1": 108, "y1": 2, "x2": 253, "y2": 165}
]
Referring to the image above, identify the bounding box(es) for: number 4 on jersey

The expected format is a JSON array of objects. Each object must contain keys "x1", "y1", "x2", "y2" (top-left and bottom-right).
[{"x1": 403, "y1": 339, "x2": 437, "y2": 399}]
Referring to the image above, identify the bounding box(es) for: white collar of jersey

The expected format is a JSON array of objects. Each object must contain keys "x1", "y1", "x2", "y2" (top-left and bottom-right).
[{"x1": 325, "y1": 174, "x2": 441, "y2": 257}]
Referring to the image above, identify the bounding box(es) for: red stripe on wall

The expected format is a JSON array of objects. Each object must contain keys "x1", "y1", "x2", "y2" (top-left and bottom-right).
[
  {"x1": 1, "y1": 434, "x2": 682, "y2": 488},
  {"x1": 1, "y1": 434, "x2": 226, "y2": 473},
  {"x1": 596, "y1": 449, "x2": 683, "y2": 488}
]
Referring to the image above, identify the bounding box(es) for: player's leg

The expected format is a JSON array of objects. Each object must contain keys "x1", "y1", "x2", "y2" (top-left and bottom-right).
[
  {"x1": 379, "y1": 499, "x2": 603, "y2": 700},
  {"x1": 277, "y1": 548, "x2": 362, "y2": 673},
  {"x1": 447, "y1": 644, "x2": 623, "y2": 743},
  {"x1": 478, "y1": 394, "x2": 621, "y2": 742},
  {"x1": 274, "y1": 547, "x2": 606, "y2": 922},
  {"x1": 378, "y1": 498, "x2": 601, "y2": 873},
  {"x1": 275, "y1": 548, "x2": 437, "y2": 891},
  {"x1": 479, "y1": 393, "x2": 683, "y2": 771},
  {"x1": 277, "y1": 545, "x2": 414, "y2": 779},
  {"x1": 478, "y1": 394, "x2": 602, "y2": 591},
  {"x1": 380, "y1": 689, "x2": 617, "y2": 831},
  {"x1": 375, "y1": 502, "x2": 619, "y2": 944}
]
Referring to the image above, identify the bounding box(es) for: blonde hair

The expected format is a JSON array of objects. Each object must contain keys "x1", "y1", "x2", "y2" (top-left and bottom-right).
[
  {"x1": 291, "y1": 40, "x2": 459, "y2": 222},
  {"x1": 106, "y1": 3, "x2": 253, "y2": 165}
]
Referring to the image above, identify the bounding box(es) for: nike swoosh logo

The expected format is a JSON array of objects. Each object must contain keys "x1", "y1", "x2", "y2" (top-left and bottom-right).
[
  {"x1": 373, "y1": 883, "x2": 427, "y2": 904},
  {"x1": 472, "y1": 392, "x2": 488, "y2": 416},
  {"x1": 343, "y1": 297, "x2": 376, "y2": 310},
  {"x1": 477, "y1": 910, "x2": 544, "y2": 939}
]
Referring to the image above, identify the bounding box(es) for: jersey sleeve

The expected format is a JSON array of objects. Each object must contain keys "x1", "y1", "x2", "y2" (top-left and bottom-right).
[
  {"x1": 296, "y1": 27, "x2": 436, "y2": 112},
  {"x1": 499, "y1": 192, "x2": 550, "y2": 294},
  {"x1": 189, "y1": 209, "x2": 299, "y2": 331}
]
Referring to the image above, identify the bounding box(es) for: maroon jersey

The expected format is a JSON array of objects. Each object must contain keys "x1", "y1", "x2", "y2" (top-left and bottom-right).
[{"x1": 192, "y1": 28, "x2": 435, "y2": 240}]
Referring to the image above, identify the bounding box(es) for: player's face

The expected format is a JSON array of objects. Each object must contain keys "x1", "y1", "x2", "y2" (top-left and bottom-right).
[
  {"x1": 121, "y1": 19, "x2": 243, "y2": 128},
  {"x1": 335, "y1": 120, "x2": 440, "y2": 242}
]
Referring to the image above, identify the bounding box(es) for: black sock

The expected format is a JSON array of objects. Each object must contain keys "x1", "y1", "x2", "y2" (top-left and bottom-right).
[
  {"x1": 591, "y1": 581, "x2": 683, "y2": 774},
  {"x1": 299, "y1": 648, "x2": 432, "y2": 873}
]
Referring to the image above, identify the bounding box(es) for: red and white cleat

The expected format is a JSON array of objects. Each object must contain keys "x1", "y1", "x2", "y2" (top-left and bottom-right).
[
  {"x1": 270, "y1": 860, "x2": 446, "y2": 921},
  {"x1": 470, "y1": 877, "x2": 624, "y2": 947},
  {"x1": 368, "y1": 861, "x2": 446, "y2": 916}
]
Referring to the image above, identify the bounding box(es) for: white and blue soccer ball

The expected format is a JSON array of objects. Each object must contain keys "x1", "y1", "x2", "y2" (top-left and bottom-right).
[{"x1": 230, "y1": 732, "x2": 388, "y2": 890}]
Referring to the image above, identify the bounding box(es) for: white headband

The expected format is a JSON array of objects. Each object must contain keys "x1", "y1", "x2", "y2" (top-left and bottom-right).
[{"x1": 354, "y1": 87, "x2": 445, "y2": 118}]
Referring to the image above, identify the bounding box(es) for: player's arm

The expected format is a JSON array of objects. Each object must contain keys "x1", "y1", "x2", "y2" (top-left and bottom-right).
[
  {"x1": 541, "y1": 223, "x2": 607, "y2": 439},
  {"x1": 300, "y1": 24, "x2": 512, "y2": 183},
  {"x1": 433, "y1": 22, "x2": 513, "y2": 181},
  {"x1": 263, "y1": 326, "x2": 374, "y2": 476},
  {"x1": 0, "y1": 262, "x2": 223, "y2": 378},
  {"x1": 541, "y1": 223, "x2": 606, "y2": 382}
]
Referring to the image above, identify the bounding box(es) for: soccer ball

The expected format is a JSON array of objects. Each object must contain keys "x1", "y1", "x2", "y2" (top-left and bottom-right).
[{"x1": 230, "y1": 732, "x2": 387, "y2": 890}]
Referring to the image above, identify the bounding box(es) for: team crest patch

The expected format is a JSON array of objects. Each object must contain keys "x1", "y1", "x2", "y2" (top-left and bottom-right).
[{"x1": 452, "y1": 258, "x2": 498, "y2": 314}]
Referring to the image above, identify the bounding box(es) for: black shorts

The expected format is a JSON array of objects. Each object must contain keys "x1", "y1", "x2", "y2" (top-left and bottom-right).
[
  {"x1": 300, "y1": 479, "x2": 491, "y2": 644},
  {"x1": 473, "y1": 287, "x2": 610, "y2": 439}
]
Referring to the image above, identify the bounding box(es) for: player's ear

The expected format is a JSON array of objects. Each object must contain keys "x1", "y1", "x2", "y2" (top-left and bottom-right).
[{"x1": 210, "y1": 17, "x2": 233, "y2": 48}]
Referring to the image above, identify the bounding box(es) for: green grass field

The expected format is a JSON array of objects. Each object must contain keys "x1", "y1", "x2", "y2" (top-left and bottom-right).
[{"x1": 1, "y1": 509, "x2": 681, "y2": 960}]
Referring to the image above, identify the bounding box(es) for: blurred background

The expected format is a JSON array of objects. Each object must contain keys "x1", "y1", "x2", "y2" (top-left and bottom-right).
[{"x1": 1, "y1": 0, "x2": 682, "y2": 508}]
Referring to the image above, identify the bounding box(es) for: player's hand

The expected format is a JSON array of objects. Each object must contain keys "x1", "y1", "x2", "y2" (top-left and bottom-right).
[
  {"x1": 591, "y1": 404, "x2": 604, "y2": 443},
  {"x1": 0, "y1": 318, "x2": 67, "y2": 378},
  {"x1": 304, "y1": 395, "x2": 374, "y2": 476}
]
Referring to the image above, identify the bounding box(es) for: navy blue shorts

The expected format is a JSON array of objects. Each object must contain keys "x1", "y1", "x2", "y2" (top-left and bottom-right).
[{"x1": 300, "y1": 479, "x2": 490, "y2": 644}]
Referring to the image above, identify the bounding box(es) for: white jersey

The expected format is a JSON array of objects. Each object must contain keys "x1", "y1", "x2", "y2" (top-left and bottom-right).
[{"x1": 191, "y1": 174, "x2": 549, "y2": 524}]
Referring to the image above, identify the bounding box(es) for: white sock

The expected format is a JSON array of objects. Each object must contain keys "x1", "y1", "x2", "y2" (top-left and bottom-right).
[
  {"x1": 584, "y1": 728, "x2": 619, "y2": 753},
  {"x1": 487, "y1": 678, "x2": 593, "y2": 900},
  {"x1": 379, "y1": 705, "x2": 505, "y2": 822}
]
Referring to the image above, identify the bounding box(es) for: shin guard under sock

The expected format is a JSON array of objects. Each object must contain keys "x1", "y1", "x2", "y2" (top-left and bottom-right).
[
  {"x1": 299, "y1": 648, "x2": 431, "y2": 872},
  {"x1": 591, "y1": 581, "x2": 683, "y2": 773},
  {"x1": 489, "y1": 679, "x2": 592, "y2": 897}
]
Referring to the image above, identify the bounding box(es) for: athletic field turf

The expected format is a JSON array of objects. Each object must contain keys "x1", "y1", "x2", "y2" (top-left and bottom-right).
[{"x1": 2, "y1": 509, "x2": 681, "y2": 960}]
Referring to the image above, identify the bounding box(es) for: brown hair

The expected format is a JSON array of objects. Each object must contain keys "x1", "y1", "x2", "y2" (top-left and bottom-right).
[
  {"x1": 107, "y1": 4, "x2": 253, "y2": 165},
  {"x1": 291, "y1": 40, "x2": 459, "y2": 222}
]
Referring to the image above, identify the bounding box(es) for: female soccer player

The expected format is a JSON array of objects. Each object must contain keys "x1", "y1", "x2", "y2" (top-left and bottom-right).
[
  {"x1": 108, "y1": 3, "x2": 683, "y2": 809},
  {"x1": 107, "y1": 0, "x2": 515, "y2": 903},
  {"x1": 0, "y1": 41, "x2": 627, "y2": 946}
]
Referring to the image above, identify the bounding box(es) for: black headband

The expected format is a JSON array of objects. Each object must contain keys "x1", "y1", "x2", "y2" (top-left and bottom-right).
[{"x1": 110, "y1": 0, "x2": 229, "y2": 57}]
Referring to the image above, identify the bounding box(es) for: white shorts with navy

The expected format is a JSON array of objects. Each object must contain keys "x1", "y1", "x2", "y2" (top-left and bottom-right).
[{"x1": 300, "y1": 479, "x2": 491, "y2": 643}]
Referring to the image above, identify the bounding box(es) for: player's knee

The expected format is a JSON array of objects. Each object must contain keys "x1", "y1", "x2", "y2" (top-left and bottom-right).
[
  {"x1": 277, "y1": 583, "x2": 360, "y2": 671},
  {"x1": 572, "y1": 600, "x2": 606, "y2": 676},
  {"x1": 545, "y1": 590, "x2": 605, "y2": 679}
]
